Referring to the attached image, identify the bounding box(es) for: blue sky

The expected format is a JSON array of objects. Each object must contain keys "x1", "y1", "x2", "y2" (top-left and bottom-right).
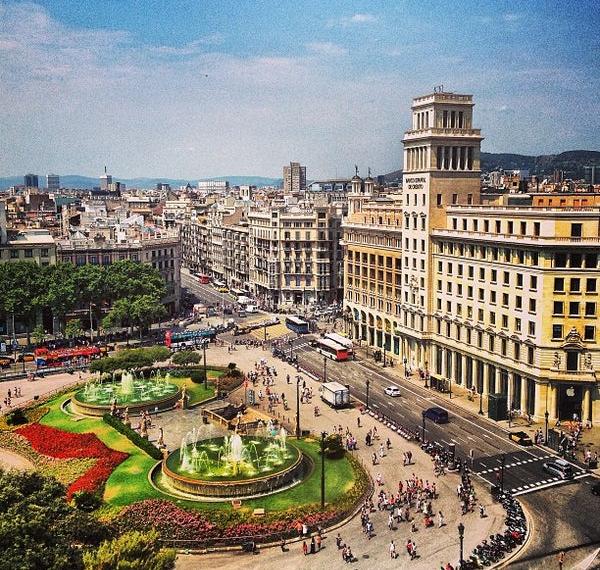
[{"x1": 0, "y1": 0, "x2": 598, "y2": 179}]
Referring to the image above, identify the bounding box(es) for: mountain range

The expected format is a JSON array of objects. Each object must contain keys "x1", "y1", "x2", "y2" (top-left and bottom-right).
[
  {"x1": 0, "y1": 174, "x2": 282, "y2": 191},
  {"x1": 383, "y1": 150, "x2": 600, "y2": 182}
]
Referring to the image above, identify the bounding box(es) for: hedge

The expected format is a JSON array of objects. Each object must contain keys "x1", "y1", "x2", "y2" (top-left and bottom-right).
[
  {"x1": 102, "y1": 414, "x2": 163, "y2": 460},
  {"x1": 90, "y1": 346, "x2": 171, "y2": 375}
]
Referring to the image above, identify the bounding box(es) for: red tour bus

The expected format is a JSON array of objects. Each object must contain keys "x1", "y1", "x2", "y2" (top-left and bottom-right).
[
  {"x1": 34, "y1": 346, "x2": 101, "y2": 368},
  {"x1": 198, "y1": 274, "x2": 210, "y2": 284},
  {"x1": 314, "y1": 338, "x2": 349, "y2": 361}
]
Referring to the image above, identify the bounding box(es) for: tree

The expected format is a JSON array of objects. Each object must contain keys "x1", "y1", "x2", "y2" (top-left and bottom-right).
[
  {"x1": 44, "y1": 263, "x2": 78, "y2": 335},
  {"x1": 74, "y1": 264, "x2": 106, "y2": 340},
  {"x1": 83, "y1": 530, "x2": 175, "y2": 570},
  {"x1": 64, "y1": 319, "x2": 84, "y2": 339},
  {"x1": 130, "y1": 295, "x2": 167, "y2": 339},
  {"x1": 0, "y1": 469, "x2": 108, "y2": 570},
  {"x1": 172, "y1": 350, "x2": 201, "y2": 366},
  {"x1": 32, "y1": 324, "x2": 46, "y2": 346},
  {"x1": 105, "y1": 261, "x2": 166, "y2": 303}
]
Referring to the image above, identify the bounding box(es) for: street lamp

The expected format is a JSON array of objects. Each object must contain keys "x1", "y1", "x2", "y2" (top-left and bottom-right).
[
  {"x1": 366, "y1": 377, "x2": 370, "y2": 409},
  {"x1": 544, "y1": 382, "x2": 550, "y2": 443},
  {"x1": 382, "y1": 343, "x2": 387, "y2": 367},
  {"x1": 320, "y1": 431, "x2": 327, "y2": 508},
  {"x1": 424, "y1": 361, "x2": 429, "y2": 388},
  {"x1": 323, "y1": 355, "x2": 327, "y2": 382},
  {"x1": 458, "y1": 522, "x2": 465, "y2": 569},
  {"x1": 296, "y1": 376, "x2": 301, "y2": 439},
  {"x1": 202, "y1": 340, "x2": 208, "y2": 390}
]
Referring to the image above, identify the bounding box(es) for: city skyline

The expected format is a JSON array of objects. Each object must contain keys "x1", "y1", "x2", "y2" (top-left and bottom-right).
[{"x1": 1, "y1": 0, "x2": 599, "y2": 179}]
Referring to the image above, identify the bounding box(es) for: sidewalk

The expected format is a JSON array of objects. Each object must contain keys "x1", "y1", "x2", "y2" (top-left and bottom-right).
[{"x1": 177, "y1": 343, "x2": 508, "y2": 569}]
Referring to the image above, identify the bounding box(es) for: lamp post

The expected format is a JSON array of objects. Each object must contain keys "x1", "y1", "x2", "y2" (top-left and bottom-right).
[
  {"x1": 323, "y1": 355, "x2": 327, "y2": 382},
  {"x1": 320, "y1": 431, "x2": 327, "y2": 508},
  {"x1": 382, "y1": 343, "x2": 387, "y2": 367},
  {"x1": 424, "y1": 361, "x2": 429, "y2": 388},
  {"x1": 421, "y1": 411, "x2": 426, "y2": 443},
  {"x1": 449, "y1": 375, "x2": 452, "y2": 399},
  {"x1": 296, "y1": 376, "x2": 301, "y2": 439},
  {"x1": 458, "y1": 522, "x2": 465, "y2": 569},
  {"x1": 202, "y1": 339, "x2": 208, "y2": 390},
  {"x1": 544, "y1": 382, "x2": 550, "y2": 443},
  {"x1": 366, "y1": 377, "x2": 370, "y2": 409},
  {"x1": 263, "y1": 323, "x2": 267, "y2": 342}
]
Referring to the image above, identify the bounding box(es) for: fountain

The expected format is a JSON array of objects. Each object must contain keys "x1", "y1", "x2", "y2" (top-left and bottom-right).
[
  {"x1": 71, "y1": 370, "x2": 181, "y2": 417},
  {"x1": 162, "y1": 425, "x2": 308, "y2": 498}
]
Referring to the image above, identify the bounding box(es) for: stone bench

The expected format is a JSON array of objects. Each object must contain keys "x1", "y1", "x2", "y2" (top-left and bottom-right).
[{"x1": 252, "y1": 508, "x2": 265, "y2": 517}]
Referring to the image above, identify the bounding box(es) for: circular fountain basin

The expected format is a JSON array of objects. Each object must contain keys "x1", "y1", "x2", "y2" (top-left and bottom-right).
[
  {"x1": 162, "y1": 436, "x2": 307, "y2": 498},
  {"x1": 71, "y1": 378, "x2": 181, "y2": 417}
]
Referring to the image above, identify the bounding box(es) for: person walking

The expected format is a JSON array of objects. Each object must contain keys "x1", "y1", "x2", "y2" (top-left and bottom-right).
[
  {"x1": 302, "y1": 541, "x2": 308, "y2": 556},
  {"x1": 388, "y1": 512, "x2": 395, "y2": 530},
  {"x1": 558, "y1": 551, "x2": 565, "y2": 569},
  {"x1": 438, "y1": 511, "x2": 445, "y2": 528},
  {"x1": 389, "y1": 540, "x2": 396, "y2": 559},
  {"x1": 316, "y1": 534, "x2": 322, "y2": 551}
]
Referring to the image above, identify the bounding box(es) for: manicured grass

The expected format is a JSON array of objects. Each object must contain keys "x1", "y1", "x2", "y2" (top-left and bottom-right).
[
  {"x1": 168, "y1": 376, "x2": 216, "y2": 406},
  {"x1": 39, "y1": 390, "x2": 360, "y2": 515}
]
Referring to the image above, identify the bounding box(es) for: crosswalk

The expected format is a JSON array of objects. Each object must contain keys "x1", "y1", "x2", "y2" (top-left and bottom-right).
[
  {"x1": 510, "y1": 471, "x2": 589, "y2": 496},
  {"x1": 476, "y1": 454, "x2": 554, "y2": 475}
]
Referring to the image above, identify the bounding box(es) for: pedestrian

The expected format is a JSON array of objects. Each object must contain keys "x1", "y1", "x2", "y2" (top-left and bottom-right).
[
  {"x1": 302, "y1": 522, "x2": 308, "y2": 536},
  {"x1": 479, "y1": 504, "x2": 486, "y2": 518},
  {"x1": 388, "y1": 512, "x2": 395, "y2": 530},
  {"x1": 302, "y1": 541, "x2": 308, "y2": 556},
  {"x1": 379, "y1": 443, "x2": 385, "y2": 458},
  {"x1": 336, "y1": 532, "x2": 343, "y2": 549},
  {"x1": 342, "y1": 545, "x2": 348, "y2": 562},
  {"x1": 438, "y1": 511, "x2": 445, "y2": 528},
  {"x1": 558, "y1": 551, "x2": 565, "y2": 570},
  {"x1": 389, "y1": 540, "x2": 396, "y2": 559},
  {"x1": 386, "y1": 437, "x2": 391, "y2": 450},
  {"x1": 316, "y1": 534, "x2": 321, "y2": 551},
  {"x1": 357, "y1": 416, "x2": 361, "y2": 428},
  {"x1": 310, "y1": 536, "x2": 316, "y2": 554}
]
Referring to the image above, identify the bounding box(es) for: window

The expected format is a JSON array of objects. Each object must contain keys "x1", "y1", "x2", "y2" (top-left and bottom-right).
[
  {"x1": 520, "y1": 221, "x2": 526, "y2": 235},
  {"x1": 478, "y1": 288, "x2": 484, "y2": 301},
  {"x1": 527, "y1": 347, "x2": 534, "y2": 365},
  {"x1": 516, "y1": 296, "x2": 522, "y2": 309},
  {"x1": 586, "y1": 278, "x2": 597, "y2": 293},
  {"x1": 479, "y1": 268, "x2": 485, "y2": 281},
  {"x1": 468, "y1": 266, "x2": 474, "y2": 279},
  {"x1": 552, "y1": 324, "x2": 563, "y2": 339},
  {"x1": 585, "y1": 253, "x2": 598, "y2": 268},
  {"x1": 515, "y1": 318, "x2": 521, "y2": 332},
  {"x1": 490, "y1": 291, "x2": 497, "y2": 304},
  {"x1": 24, "y1": 249, "x2": 33, "y2": 258},
  {"x1": 477, "y1": 332, "x2": 483, "y2": 348},
  {"x1": 514, "y1": 343, "x2": 520, "y2": 360},
  {"x1": 502, "y1": 315, "x2": 508, "y2": 328},
  {"x1": 570, "y1": 278, "x2": 581, "y2": 293},
  {"x1": 491, "y1": 269, "x2": 497, "y2": 283},
  {"x1": 502, "y1": 293, "x2": 509, "y2": 307},
  {"x1": 569, "y1": 302, "x2": 580, "y2": 316},
  {"x1": 516, "y1": 274, "x2": 523, "y2": 288},
  {"x1": 555, "y1": 253, "x2": 567, "y2": 267},
  {"x1": 41, "y1": 248, "x2": 49, "y2": 257},
  {"x1": 484, "y1": 220, "x2": 490, "y2": 232},
  {"x1": 478, "y1": 308, "x2": 484, "y2": 322},
  {"x1": 530, "y1": 276, "x2": 538, "y2": 290},
  {"x1": 585, "y1": 302, "x2": 596, "y2": 317},
  {"x1": 452, "y1": 194, "x2": 458, "y2": 205},
  {"x1": 10, "y1": 249, "x2": 19, "y2": 259},
  {"x1": 554, "y1": 278, "x2": 565, "y2": 292},
  {"x1": 533, "y1": 222, "x2": 540, "y2": 237},
  {"x1": 553, "y1": 299, "x2": 563, "y2": 314},
  {"x1": 528, "y1": 322, "x2": 535, "y2": 336},
  {"x1": 503, "y1": 271, "x2": 510, "y2": 285},
  {"x1": 489, "y1": 336, "x2": 495, "y2": 351},
  {"x1": 436, "y1": 194, "x2": 442, "y2": 206},
  {"x1": 501, "y1": 338, "x2": 507, "y2": 356},
  {"x1": 571, "y1": 223, "x2": 582, "y2": 238},
  {"x1": 529, "y1": 299, "x2": 536, "y2": 313},
  {"x1": 584, "y1": 326, "x2": 595, "y2": 341},
  {"x1": 467, "y1": 286, "x2": 473, "y2": 299}
]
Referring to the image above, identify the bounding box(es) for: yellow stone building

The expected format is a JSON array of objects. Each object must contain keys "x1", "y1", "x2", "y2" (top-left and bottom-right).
[{"x1": 343, "y1": 91, "x2": 600, "y2": 424}]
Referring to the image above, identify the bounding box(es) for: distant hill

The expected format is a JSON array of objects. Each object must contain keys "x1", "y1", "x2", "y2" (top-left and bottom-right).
[
  {"x1": 0, "y1": 174, "x2": 282, "y2": 191},
  {"x1": 481, "y1": 150, "x2": 600, "y2": 179},
  {"x1": 382, "y1": 150, "x2": 600, "y2": 183}
]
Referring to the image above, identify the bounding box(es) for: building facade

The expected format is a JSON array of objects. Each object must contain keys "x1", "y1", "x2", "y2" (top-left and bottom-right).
[
  {"x1": 343, "y1": 91, "x2": 600, "y2": 423},
  {"x1": 283, "y1": 162, "x2": 307, "y2": 195}
]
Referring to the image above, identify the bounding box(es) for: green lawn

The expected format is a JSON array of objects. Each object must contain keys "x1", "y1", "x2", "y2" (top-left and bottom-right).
[
  {"x1": 39, "y1": 387, "x2": 360, "y2": 515},
  {"x1": 169, "y1": 375, "x2": 216, "y2": 406}
]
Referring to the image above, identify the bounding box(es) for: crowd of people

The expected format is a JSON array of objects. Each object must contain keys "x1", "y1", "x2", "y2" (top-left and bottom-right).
[{"x1": 1, "y1": 386, "x2": 22, "y2": 410}]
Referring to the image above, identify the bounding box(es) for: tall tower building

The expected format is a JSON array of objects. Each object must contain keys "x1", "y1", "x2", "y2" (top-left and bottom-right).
[
  {"x1": 283, "y1": 162, "x2": 306, "y2": 195},
  {"x1": 47, "y1": 173, "x2": 60, "y2": 191},
  {"x1": 398, "y1": 90, "x2": 483, "y2": 364},
  {"x1": 100, "y1": 166, "x2": 112, "y2": 191},
  {"x1": 24, "y1": 173, "x2": 39, "y2": 188}
]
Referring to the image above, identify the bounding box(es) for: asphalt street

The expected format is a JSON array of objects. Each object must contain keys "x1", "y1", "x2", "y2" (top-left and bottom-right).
[{"x1": 293, "y1": 342, "x2": 600, "y2": 568}]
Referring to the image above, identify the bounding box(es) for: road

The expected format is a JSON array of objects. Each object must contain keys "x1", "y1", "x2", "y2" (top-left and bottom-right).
[{"x1": 293, "y1": 341, "x2": 600, "y2": 567}]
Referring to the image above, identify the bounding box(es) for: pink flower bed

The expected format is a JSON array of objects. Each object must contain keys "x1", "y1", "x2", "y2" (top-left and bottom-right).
[{"x1": 15, "y1": 423, "x2": 128, "y2": 499}]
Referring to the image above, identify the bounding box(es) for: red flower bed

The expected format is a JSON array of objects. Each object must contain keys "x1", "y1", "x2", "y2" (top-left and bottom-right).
[
  {"x1": 119, "y1": 499, "x2": 340, "y2": 542},
  {"x1": 15, "y1": 423, "x2": 127, "y2": 499}
]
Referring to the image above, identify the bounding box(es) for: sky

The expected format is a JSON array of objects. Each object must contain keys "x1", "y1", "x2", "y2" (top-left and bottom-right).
[{"x1": 0, "y1": 0, "x2": 599, "y2": 180}]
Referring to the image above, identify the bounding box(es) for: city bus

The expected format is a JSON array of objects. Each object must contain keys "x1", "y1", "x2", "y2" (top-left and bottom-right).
[
  {"x1": 165, "y1": 328, "x2": 216, "y2": 350},
  {"x1": 324, "y1": 332, "x2": 353, "y2": 356},
  {"x1": 314, "y1": 338, "x2": 349, "y2": 361},
  {"x1": 285, "y1": 316, "x2": 310, "y2": 334},
  {"x1": 34, "y1": 346, "x2": 102, "y2": 368},
  {"x1": 198, "y1": 274, "x2": 210, "y2": 284}
]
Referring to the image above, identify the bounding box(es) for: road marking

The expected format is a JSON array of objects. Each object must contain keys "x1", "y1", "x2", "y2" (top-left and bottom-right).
[
  {"x1": 467, "y1": 436, "x2": 475, "y2": 441},
  {"x1": 479, "y1": 462, "x2": 488, "y2": 468},
  {"x1": 482, "y1": 434, "x2": 492, "y2": 439}
]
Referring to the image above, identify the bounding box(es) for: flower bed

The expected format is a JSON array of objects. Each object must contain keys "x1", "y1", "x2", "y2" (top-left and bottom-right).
[
  {"x1": 15, "y1": 423, "x2": 128, "y2": 499},
  {"x1": 117, "y1": 499, "x2": 340, "y2": 543},
  {"x1": 0, "y1": 430, "x2": 95, "y2": 486}
]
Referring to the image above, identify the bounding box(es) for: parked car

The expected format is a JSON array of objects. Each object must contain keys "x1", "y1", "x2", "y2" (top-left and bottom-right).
[
  {"x1": 423, "y1": 407, "x2": 449, "y2": 424},
  {"x1": 542, "y1": 459, "x2": 574, "y2": 480},
  {"x1": 591, "y1": 482, "x2": 600, "y2": 496},
  {"x1": 508, "y1": 431, "x2": 534, "y2": 446},
  {"x1": 0, "y1": 356, "x2": 14, "y2": 368},
  {"x1": 384, "y1": 385, "x2": 401, "y2": 397}
]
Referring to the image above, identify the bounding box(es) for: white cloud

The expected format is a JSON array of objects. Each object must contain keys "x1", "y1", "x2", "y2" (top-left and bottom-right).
[
  {"x1": 305, "y1": 41, "x2": 348, "y2": 56},
  {"x1": 327, "y1": 13, "x2": 377, "y2": 28}
]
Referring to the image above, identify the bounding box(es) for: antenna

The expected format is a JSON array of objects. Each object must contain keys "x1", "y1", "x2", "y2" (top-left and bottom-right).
[
  {"x1": 355, "y1": 164, "x2": 359, "y2": 177},
  {"x1": 104, "y1": 165, "x2": 107, "y2": 174}
]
